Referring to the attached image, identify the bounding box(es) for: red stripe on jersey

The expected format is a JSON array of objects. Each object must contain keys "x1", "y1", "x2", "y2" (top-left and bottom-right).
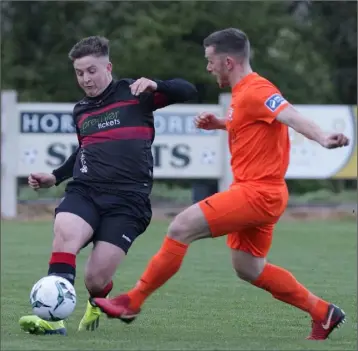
[
  {"x1": 78, "y1": 100, "x2": 139, "y2": 127},
  {"x1": 153, "y1": 92, "x2": 168, "y2": 109},
  {"x1": 81, "y1": 126, "x2": 154, "y2": 147}
]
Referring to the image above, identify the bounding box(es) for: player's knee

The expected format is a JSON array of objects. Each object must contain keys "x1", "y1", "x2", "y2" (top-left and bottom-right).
[
  {"x1": 231, "y1": 250, "x2": 266, "y2": 282},
  {"x1": 234, "y1": 267, "x2": 258, "y2": 282},
  {"x1": 53, "y1": 223, "x2": 77, "y2": 253},
  {"x1": 232, "y1": 261, "x2": 265, "y2": 282},
  {"x1": 84, "y1": 270, "x2": 110, "y2": 294},
  {"x1": 168, "y1": 204, "x2": 209, "y2": 244},
  {"x1": 168, "y1": 214, "x2": 192, "y2": 242}
]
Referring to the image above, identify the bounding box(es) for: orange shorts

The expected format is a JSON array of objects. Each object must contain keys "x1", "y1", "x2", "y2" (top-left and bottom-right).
[{"x1": 199, "y1": 183, "x2": 288, "y2": 257}]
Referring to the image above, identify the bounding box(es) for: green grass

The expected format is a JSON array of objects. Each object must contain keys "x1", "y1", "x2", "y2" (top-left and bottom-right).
[{"x1": 1, "y1": 219, "x2": 357, "y2": 350}]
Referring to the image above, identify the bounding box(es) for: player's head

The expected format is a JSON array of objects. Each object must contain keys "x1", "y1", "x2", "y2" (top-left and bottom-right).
[
  {"x1": 203, "y1": 28, "x2": 251, "y2": 88},
  {"x1": 69, "y1": 36, "x2": 113, "y2": 97}
]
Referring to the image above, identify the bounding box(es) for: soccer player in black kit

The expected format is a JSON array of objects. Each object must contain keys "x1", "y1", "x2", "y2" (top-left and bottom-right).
[{"x1": 19, "y1": 36, "x2": 198, "y2": 335}]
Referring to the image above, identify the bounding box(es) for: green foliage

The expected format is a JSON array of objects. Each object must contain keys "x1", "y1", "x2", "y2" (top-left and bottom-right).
[
  {"x1": 289, "y1": 189, "x2": 357, "y2": 205},
  {"x1": 290, "y1": 1, "x2": 357, "y2": 104},
  {"x1": 2, "y1": 1, "x2": 356, "y2": 104}
]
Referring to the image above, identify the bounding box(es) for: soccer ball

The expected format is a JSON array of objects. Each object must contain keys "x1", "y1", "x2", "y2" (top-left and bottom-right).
[{"x1": 30, "y1": 275, "x2": 76, "y2": 321}]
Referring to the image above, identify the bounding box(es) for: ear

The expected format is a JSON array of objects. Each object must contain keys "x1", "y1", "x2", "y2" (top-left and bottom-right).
[
  {"x1": 107, "y1": 62, "x2": 113, "y2": 72},
  {"x1": 225, "y1": 56, "x2": 235, "y2": 70}
]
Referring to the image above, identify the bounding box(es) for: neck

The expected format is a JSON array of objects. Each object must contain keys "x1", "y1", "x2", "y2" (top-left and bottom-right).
[
  {"x1": 92, "y1": 76, "x2": 113, "y2": 98},
  {"x1": 229, "y1": 64, "x2": 253, "y2": 88},
  {"x1": 102, "y1": 78, "x2": 113, "y2": 93}
]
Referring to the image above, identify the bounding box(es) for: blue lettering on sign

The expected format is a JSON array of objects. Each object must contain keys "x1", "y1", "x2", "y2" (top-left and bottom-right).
[
  {"x1": 20, "y1": 111, "x2": 218, "y2": 135},
  {"x1": 20, "y1": 112, "x2": 76, "y2": 133},
  {"x1": 264, "y1": 94, "x2": 287, "y2": 112},
  {"x1": 153, "y1": 112, "x2": 217, "y2": 136}
]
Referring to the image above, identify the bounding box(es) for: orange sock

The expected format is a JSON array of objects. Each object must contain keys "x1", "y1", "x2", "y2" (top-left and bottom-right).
[
  {"x1": 127, "y1": 236, "x2": 188, "y2": 310},
  {"x1": 252, "y1": 263, "x2": 329, "y2": 321}
]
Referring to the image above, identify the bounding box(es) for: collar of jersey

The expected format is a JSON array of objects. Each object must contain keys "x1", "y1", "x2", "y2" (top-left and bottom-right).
[
  {"x1": 232, "y1": 72, "x2": 258, "y2": 94},
  {"x1": 85, "y1": 80, "x2": 115, "y2": 103}
]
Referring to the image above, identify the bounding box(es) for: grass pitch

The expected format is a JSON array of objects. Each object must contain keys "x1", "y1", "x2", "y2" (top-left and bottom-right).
[{"x1": 1, "y1": 219, "x2": 356, "y2": 350}]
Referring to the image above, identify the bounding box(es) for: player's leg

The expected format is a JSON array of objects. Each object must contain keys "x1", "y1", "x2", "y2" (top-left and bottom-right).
[
  {"x1": 126, "y1": 185, "x2": 283, "y2": 309},
  {"x1": 78, "y1": 241, "x2": 123, "y2": 331},
  {"x1": 78, "y1": 241, "x2": 126, "y2": 331},
  {"x1": 229, "y1": 225, "x2": 345, "y2": 340},
  {"x1": 93, "y1": 201, "x2": 212, "y2": 319},
  {"x1": 79, "y1": 190, "x2": 151, "y2": 330},
  {"x1": 48, "y1": 185, "x2": 100, "y2": 286},
  {"x1": 94, "y1": 185, "x2": 274, "y2": 320},
  {"x1": 48, "y1": 212, "x2": 94, "y2": 285},
  {"x1": 84, "y1": 241, "x2": 120, "y2": 298},
  {"x1": 20, "y1": 186, "x2": 100, "y2": 335}
]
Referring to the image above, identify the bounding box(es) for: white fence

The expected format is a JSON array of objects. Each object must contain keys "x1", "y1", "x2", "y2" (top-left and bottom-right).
[{"x1": 1, "y1": 91, "x2": 356, "y2": 218}]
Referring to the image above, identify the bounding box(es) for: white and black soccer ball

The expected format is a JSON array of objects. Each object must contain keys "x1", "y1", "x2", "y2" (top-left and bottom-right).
[{"x1": 30, "y1": 275, "x2": 76, "y2": 321}]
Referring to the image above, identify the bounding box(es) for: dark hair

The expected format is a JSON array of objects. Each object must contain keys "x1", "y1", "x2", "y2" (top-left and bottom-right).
[
  {"x1": 68, "y1": 36, "x2": 109, "y2": 61},
  {"x1": 203, "y1": 28, "x2": 250, "y2": 58}
]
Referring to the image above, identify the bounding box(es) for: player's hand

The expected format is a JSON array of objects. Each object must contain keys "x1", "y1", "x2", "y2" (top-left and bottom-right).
[
  {"x1": 130, "y1": 78, "x2": 158, "y2": 96},
  {"x1": 321, "y1": 133, "x2": 350, "y2": 149},
  {"x1": 28, "y1": 173, "x2": 56, "y2": 190},
  {"x1": 194, "y1": 112, "x2": 225, "y2": 130}
]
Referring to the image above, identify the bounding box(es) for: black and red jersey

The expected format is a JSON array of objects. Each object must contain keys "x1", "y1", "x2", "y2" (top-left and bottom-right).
[{"x1": 52, "y1": 78, "x2": 197, "y2": 194}]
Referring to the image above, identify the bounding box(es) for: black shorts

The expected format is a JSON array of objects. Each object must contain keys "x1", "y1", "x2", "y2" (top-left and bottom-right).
[{"x1": 55, "y1": 182, "x2": 152, "y2": 253}]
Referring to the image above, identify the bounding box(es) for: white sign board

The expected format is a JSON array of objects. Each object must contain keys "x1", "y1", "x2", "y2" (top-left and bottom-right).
[
  {"x1": 16, "y1": 103, "x2": 223, "y2": 179},
  {"x1": 286, "y1": 105, "x2": 356, "y2": 178},
  {"x1": 1, "y1": 90, "x2": 356, "y2": 219}
]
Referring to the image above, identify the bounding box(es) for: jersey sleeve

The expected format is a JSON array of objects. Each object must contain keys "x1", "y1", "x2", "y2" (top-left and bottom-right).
[
  {"x1": 52, "y1": 148, "x2": 78, "y2": 185},
  {"x1": 52, "y1": 106, "x2": 80, "y2": 185},
  {"x1": 248, "y1": 85, "x2": 289, "y2": 124},
  {"x1": 139, "y1": 79, "x2": 198, "y2": 111}
]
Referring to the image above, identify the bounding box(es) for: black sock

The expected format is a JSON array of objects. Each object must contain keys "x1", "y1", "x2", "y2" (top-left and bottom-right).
[{"x1": 48, "y1": 252, "x2": 76, "y2": 286}]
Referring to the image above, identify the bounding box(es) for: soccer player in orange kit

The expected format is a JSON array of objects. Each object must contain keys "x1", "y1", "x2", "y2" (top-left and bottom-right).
[{"x1": 93, "y1": 28, "x2": 350, "y2": 340}]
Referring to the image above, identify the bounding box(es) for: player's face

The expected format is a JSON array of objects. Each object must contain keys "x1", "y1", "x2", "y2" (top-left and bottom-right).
[
  {"x1": 205, "y1": 46, "x2": 230, "y2": 88},
  {"x1": 73, "y1": 56, "x2": 112, "y2": 97}
]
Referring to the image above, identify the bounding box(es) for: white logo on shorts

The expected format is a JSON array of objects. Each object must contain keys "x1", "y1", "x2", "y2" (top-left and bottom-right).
[{"x1": 122, "y1": 235, "x2": 132, "y2": 243}]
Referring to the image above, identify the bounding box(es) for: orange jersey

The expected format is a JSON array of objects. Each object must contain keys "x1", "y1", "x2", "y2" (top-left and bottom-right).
[{"x1": 226, "y1": 73, "x2": 290, "y2": 184}]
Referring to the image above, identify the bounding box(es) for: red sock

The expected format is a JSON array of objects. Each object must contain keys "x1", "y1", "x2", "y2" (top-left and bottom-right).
[
  {"x1": 49, "y1": 252, "x2": 76, "y2": 267},
  {"x1": 127, "y1": 236, "x2": 189, "y2": 310},
  {"x1": 88, "y1": 280, "x2": 114, "y2": 298},
  {"x1": 253, "y1": 263, "x2": 329, "y2": 321}
]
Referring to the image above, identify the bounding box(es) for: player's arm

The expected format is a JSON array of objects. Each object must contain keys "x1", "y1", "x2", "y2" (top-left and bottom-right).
[
  {"x1": 28, "y1": 147, "x2": 79, "y2": 190},
  {"x1": 130, "y1": 77, "x2": 198, "y2": 111},
  {"x1": 28, "y1": 113, "x2": 81, "y2": 190},
  {"x1": 195, "y1": 112, "x2": 227, "y2": 131},
  {"x1": 52, "y1": 124, "x2": 81, "y2": 185},
  {"x1": 52, "y1": 147, "x2": 79, "y2": 185},
  {"x1": 276, "y1": 105, "x2": 349, "y2": 148},
  {"x1": 252, "y1": 87, "x2": 349, "y2": 149}
]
